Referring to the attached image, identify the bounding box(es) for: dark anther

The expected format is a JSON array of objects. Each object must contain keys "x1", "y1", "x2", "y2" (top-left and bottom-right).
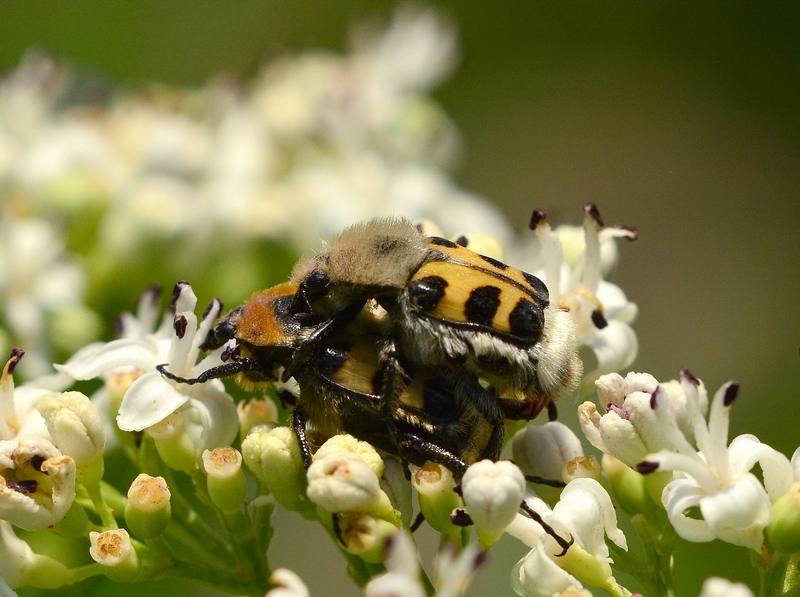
[
  {"x1": 583, "y1": 203, "x2": 604, "y2": 227},
  {"x1": 615, "y1": 225, "x2": 639, "y2": 241},
  {"x1": 520, "y1": 501, "x2": 573, "y2": 556},
  {"x1": 453, "y1": 481, "x2": 463, "y2": 497},
  {"x1": 680, "y1": 367, "x2": 701, "y2": 387},
  {"x1": 30, "y1": 455, "x2": 46, "y2": 472},
  {"x1": 220, "y1": 343, "x2": 240, "y2": 362},
  {"x1": 472, "y1": 551, "x2": 489, "y2": 569},
  {"x1": 202, "y1": 298, "x2": 223, "y2": 321},
  {"x1": 8, "y1": 479, "x2": 38, "y2": 494},
  {"x1": 415, "y1": 222, "x2": 424, "y2": 233},
  {"x1": 7, "y1": 348, "x2": 24, "y2": 374},
  {"x1": 591, "y1": 309, "x2": 608, "y2": 329},
  {"x1": 650, "y1": 385, "x2": 664, "y2": 409},
  {"x1": 455, "y1": 235, "x2": 469, "y2": 247},
  {"x1": 410, "y1": 512, "x2": 425, "y2": 533},
  {"x1": 450, "y1": 508, "x2": 473, "y2": 527},
  {"x1": 143, "y1": 283, "x2": 162, "y2": 302},
  {"x1": 172, "y1": 281, "x2": 190, "y2": 306},
  {"x1": 528, "y1": 209, "x2": 547, "y2": 230},
  {"x1": 636, "y1": 461, "x2": 660, "y2": 474},
  {"x1": 173, "y1": 314, "x2": 188, "y2": 339},
  {"x1": 723, "y1": 382, "x2": 740, "y2": 407},
  {"x1": 607, "y1": 404, "x2": 629, "y2": 420}
]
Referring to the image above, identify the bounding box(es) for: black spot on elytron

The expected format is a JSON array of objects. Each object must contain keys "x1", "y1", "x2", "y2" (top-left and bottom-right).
[
  {"x1": 465, "y1": 286, "x2": 502, "y2": 326},
  {"x1": 522, "y1": 271, "x2": 549, "y2": 302},
  {"x1": 508, "y1": 298, "x2": 543, "y2": 338},
  {"x1": 421, "y1": 377, "x2": 458, "y2": 418},
  {"x1": 317, "y1": 343, "x2": 350, "y2": 378},
  {"x1": 428, "y1": 236, "x2": 458, "y2": 248},
  {"x1": 479, "y1": 254, "x2": 508, "y2": 270},
  {"x1": 408, "y1": 276, "x2": 448, "y2": 312}
]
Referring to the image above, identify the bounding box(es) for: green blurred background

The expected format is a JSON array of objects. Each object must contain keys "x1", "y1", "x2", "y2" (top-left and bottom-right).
[{"x1": 2, "y1": 2, "x2": 798, "y2": 595}]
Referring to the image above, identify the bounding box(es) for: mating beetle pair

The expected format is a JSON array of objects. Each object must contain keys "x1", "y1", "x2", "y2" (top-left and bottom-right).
[{"x1": 160, "y1": 216, "x2": 582, "y2": 477}]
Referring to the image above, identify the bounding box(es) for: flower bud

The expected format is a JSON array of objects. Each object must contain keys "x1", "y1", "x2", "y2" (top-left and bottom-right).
[
  {"x1": 148, "y1": 412, "x2": 197, "y2": 472},
  {"x1": 241, "y1": 425, "x2": 307, "y2": 512},
  {"x1": 410, "y1": 462, "x2": 462, "y2": 544},
  {"x1": 338, "y1": 512, "x2": 399, "y2": 563},
  {"x1": 766, "y1": 482, "x2": 800, "y2": 553},
  {"x1": 203, "y1": 447, "x2": 247, "y2": 513},
  {"x1": 313, "y1": 434, "x2": 384, "y2": 478},
  {"x1": 125, "y1": 474, "x2": 172, "y2": 539},
  {"x1": 89, "y1": 528, "x2": 140, "y2": 582},
  {"x1": 461, "y1": 460, "x2": 525, "y2": 548},
  {"x1": 380, "y1": 458, "x2": 413, "y2": 528},
  {"x1": 37, "y1": 391, "x2": 106, "y2": 486},
  {"x1": 237, "y1": 397, "x2": 278, "y2": 439},
  {"x1": 0, "y1": 520, "x2": 74, "y2": 590},
  {"x1": 307, "y1": 451, "x2": 383, "y2": 514},
  {"x1": 0, "y1": 437, "x2": 76, "y2": 530},
  {"x1": 699, "y1": 577, "x2": 755, "y2": 597}
]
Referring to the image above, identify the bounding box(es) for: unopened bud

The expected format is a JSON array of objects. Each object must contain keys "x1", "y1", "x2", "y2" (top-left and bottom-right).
[
  {"x1": 203, "y1": 447, "x2": 247, "y2": 512},
  {"x1": 241, "y1": 425, "x2": 307, "y2": 512},
  {"x1": 313, "y1": 435, "x2": 384, "y2": 478},
  {"x1": 766, "y1": 482, "x2": 800, "y2": 553},
  {"x1": 125, "y1": 474, "x2": 171, "y2": 538},
  {"x1": 89, "y1": 528, "x2": 140, "y2": 582},
  {"x1": 338, "y1": 512, "x2": 399, "y2": 564},
  {"x1": 238, "y1": 397, "x2": 278, "y2": 439},
  {"x1": 307, "y1": 451, "x2": 382, "y2": 514},
  {"x1": 148, "y1": 412, "x2": 197, "y2": 472},
  {"x1": 411, "y1": 462, "x2": 463, "y2": 544},
  {"x1": 461, "y1": 460, "x2": 525, "y2": 549}
]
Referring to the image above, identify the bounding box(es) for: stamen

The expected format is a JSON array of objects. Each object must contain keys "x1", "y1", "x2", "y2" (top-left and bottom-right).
[
  {"x1": 680, "y1": 368, "x2": 700, "y2": 387},
  {"x1": 583, "y1": 203, "x2": 604, "y2": 227},
  {"x1": 636, "y1": 461, "x2": 659, "y2": 474},
  {"x1": 173, "y1": 314, "x2": 188, "y2": 339},
  {"x1": 528, "y1": 208, "x2": 547, "y2": 230},
  {"x1": 613, "y1": 225, "x2": 639, "y2": 241},
  {"x1": 171, "y1": 281, "x2": 190, "y2": 307},
  {"x1": 455, "y1": 235, "x2": 469, "y2": 247},
  {"x1": 723, "y1": 382, "x2": 740, "y2": 407},
  {"x1": 450, "y1": 508, "x2": 473, "y2": 527},
  {"x1": 30, "y1": 455, "x2": 45, "y2": 472},
  {"x1": 591, "y1": 309, "x2": 608, "y2": 329},
  {"x1": 202, "y1": 298, "x2": 223, "y2": 321},
  {"x1": 7, "y1": 479, "x2": 38, "y2": 494}
]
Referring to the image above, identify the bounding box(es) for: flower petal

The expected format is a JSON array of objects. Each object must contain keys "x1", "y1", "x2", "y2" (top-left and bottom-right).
[
  {"x1": 116, "y1": 372, "x2": 188, "y2": 432},
  {"x1": 699, "y1": 473, "x2": 770, "y2": 551},
  {"x1": 56, "y1": 338, "x2": 159, "y2": 380},
  {"x1": 662, "y1": 479, "x2": 716, "y2": 543},
  {"x1": 186, "y1": 390, "x2": 238, "y2": 454},
  {"x1": 727, "y1": 435, "x2": 793, "y2": 501}
]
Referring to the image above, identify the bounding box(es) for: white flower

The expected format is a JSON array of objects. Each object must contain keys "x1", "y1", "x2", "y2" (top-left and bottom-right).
[
  {"x1": 579, "y1": 370, "x2": 695, "y2": 467},
  {"x1": 506, "y1": 479, "x2": 626, "y2": 597},
  {"x1": 266, "y1": 568, "x2": 310, "y2": 597},
  {"x1": 365, "y1": 530, "x2": 484, "y2": 597},
  {"x1": 306, "y1": 450, "x2": 382, "y2": 514},
  {"x1": 36, "y1": 391, "x2": 105, "y2": 464},
  {"x1": 461, "y1": 460, "x2": 525, "y2": 542},
  {"x1": 57, "y1": 282, "x2": 238, "y2": 454},
  {"x1": 698, "y1": 577, "x2": 755, "y2": 597},
  {"x1": 0, "y1": 436, "x2": 76, "y2": 531},
  {"x1": 525, "y1": 205, "x2": 638, "y2": 388},
  {"x1": 638, "y1": 378, "x2": 793, "y2": 551}
]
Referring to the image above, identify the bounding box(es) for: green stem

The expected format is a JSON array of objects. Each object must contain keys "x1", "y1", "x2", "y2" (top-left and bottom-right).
[
  {"x1": 85, "y1": 481, "x2": 117, "y2": 529},
  {"x1": 629, "y1": 513, "x2": 677, "y2": 597}
]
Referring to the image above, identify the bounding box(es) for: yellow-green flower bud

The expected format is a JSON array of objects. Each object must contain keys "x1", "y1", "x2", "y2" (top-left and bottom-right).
[
  {"x1": 37, "y1": 391, "x2": 106, "y2": 486},
  {"x1": 238, "y1": 397, "x2": 278, "y2": 440},
  {"x1": 203, "y1": 447, "x2": 247, "y2": 513},
  {"x1": 411, "y1": 462, "x2": 463, "y2": 544},
  {"x1": 241, "y1": 425, "x2": 307, "y2": 512},
  {"x1": 338, "y1": 512, "x2": 398, "y2": 564},
  {"x1": 766, "y1": 482, "x2": 800, "y2": 553},
  {"x1": 148, "y1": 412, "x2": 197, "y2": 472},
  {"x1": 314, "y1": 434, "x2": 384, "y2": 478},
  {"x1": 89, "y1": 528, "x2": 140, "y2": 582},
  {"x1": 125, "y1": 474, "x2": 172, "y2": 539}
]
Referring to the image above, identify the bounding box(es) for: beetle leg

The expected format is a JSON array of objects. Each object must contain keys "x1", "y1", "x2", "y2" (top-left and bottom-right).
[
  {"x1": 282, "y1": 299, "x2": 367, "y2": 382},
  {"x1": 292, "y1": 407, "x2": 313, "y2": 469},
  {"x1": 395, "y1": 434, "x2": 468, "y2": 478}
]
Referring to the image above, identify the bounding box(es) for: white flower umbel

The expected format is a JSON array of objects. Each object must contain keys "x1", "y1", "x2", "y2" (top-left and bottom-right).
[
  {"x1": 57, "y1": 282, "x2": 238, "y2": 455},
  {"x1": 506, "y1": 479, "x2": 627, "y2": 597},
  {"x1": 638, "y1": 378, "x2": 793, "y2": 551},
  {"x1": 0, "y1": 436, "x2": 76, "y2": 531},
  {"x1": 527, "y1": 205, "x2": 638, "y2": 388},
  {"x1": 461, "y1": 460, "x2": 525, "y2": 548}
]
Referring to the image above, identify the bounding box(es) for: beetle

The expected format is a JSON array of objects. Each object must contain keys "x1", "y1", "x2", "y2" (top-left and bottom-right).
[
  {"x1": 287, "y1": 217, "x2": 582, "y2": 420},
  {"x1": 159, "y1": 282, "x2": 505, "y2": 475}
]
